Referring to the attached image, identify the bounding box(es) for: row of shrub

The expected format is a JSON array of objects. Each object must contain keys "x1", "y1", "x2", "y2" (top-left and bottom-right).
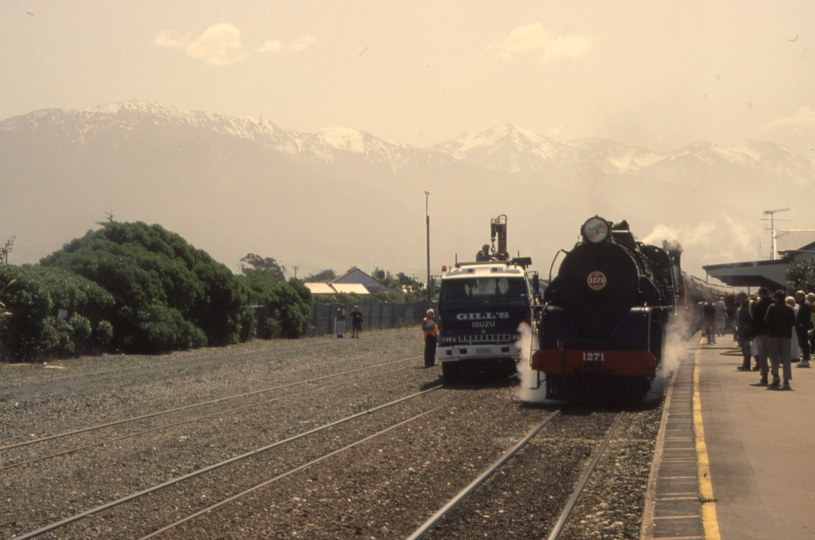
[{"x1": 0, "y1": 221, "x2": 311, "y2": 362}]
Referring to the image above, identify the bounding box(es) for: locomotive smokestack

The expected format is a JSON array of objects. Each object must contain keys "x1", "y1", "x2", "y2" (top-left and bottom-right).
[{"x1": 662, "y1": 239, "x2": 683, "y2": 267}]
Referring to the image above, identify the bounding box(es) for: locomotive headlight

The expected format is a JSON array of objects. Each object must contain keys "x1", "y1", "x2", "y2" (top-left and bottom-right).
[{"x1": 582, "y1": 216, "x2": 610, "y2": 243}]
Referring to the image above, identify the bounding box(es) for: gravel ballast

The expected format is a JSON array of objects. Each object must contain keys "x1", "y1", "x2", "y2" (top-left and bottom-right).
[{"x1": 1, "y1": 328, "x2": 666, "y2": 539}]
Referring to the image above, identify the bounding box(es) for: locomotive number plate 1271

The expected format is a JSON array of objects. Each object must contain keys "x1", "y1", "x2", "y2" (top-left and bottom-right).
[
  {"x1": 476, "y1": 347, "x2": 491, "y2": 354},
  {"x1": 582, "y1": 352, "x2": 605, "y2": 362}
]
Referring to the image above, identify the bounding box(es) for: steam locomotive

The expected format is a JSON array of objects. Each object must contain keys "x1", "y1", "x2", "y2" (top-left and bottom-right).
[{"x1": 530, "y1": 217, "x2": 681, "y2": 403}]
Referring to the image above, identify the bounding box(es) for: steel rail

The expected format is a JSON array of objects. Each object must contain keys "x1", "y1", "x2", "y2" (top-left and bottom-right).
[
  {"x1": 143, "y1": 372, "x2": 521, "y2": 539},
  {"x1": 1, "y1": 363, "x2": 416, "y2": 471},
  {"x1": 138, "y1": 404, "x2": 448, "y2": 539},
  {"x1": 1, "y1": 355, "x2": 419, "y2": 452},
  {"x1": 406, "y1": 409, "x2": 562, "y2": 540},
  {"x1": 546, "y1": 411, "x2": 625, "y2": 540},
  {"x1": 12, "y1": 383, "x2": 443, "y2": 540}
]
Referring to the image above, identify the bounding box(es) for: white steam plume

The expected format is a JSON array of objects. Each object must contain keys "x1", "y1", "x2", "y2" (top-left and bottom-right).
[{"x1": 515, "y1": 322, "x2": 548, "y2": 403}]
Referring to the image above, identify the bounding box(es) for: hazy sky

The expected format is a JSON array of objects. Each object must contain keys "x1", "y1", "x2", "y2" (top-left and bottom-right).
[{"x1": 2, "y1": 1, "x2": 815, "y2": 156}]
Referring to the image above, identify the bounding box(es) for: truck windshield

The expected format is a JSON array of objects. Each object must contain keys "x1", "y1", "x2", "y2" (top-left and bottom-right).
[{"x1": 440, "y1": 277, "x2": 527, "y2": 307}]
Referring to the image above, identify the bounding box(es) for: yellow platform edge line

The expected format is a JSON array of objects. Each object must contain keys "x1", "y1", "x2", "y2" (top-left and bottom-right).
[{"x1": 693, "y1": 340, "x2": 721, "y2": 539}]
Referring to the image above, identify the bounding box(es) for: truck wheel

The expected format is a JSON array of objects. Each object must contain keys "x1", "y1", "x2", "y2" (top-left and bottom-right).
[{"x1": 442, "y1": 362, "x2": 460, "y2": 384}]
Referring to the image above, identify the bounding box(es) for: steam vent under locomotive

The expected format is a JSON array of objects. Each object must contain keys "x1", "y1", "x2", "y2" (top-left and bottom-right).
[{"x1": 531, "y1": 216, "x2": 681, "y2": 403}]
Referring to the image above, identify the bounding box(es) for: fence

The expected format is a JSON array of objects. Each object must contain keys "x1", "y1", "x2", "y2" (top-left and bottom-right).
[{"x1": 309, "y1": 302, "x2": 436, "y2": 336}]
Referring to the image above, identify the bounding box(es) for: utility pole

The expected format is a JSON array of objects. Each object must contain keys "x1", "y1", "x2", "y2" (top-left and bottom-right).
[
  {"x1": 425, "y1": 191, "x2": 431, "y2": 303},
  {"x1": 763, "y1": 208, "x2": 789, "y2": 260},
  {"x1": 292, "y1": 266, "x2": 299, "y2": 279}
]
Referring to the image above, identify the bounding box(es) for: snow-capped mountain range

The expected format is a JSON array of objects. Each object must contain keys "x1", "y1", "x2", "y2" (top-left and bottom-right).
[
  {"x1": 5, "y1": 101, "x2": 811, "y2": 181},
  {"x1": 1, "y1": 101, "x2": 813, "y2": 279}
]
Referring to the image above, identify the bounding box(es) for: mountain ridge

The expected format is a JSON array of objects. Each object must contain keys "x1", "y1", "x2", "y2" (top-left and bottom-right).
[
  {"x1": 1, "y1": 101, "x2": 813, "y2": 279},
  {"x1": 4, "y1": 101, "x2": 813, "y2": 180}
]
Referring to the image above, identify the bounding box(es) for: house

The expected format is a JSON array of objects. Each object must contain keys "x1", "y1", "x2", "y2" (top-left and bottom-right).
[
  {"x1": 304, "y1": 267, "x2": 390, "y2": 295},
  {"x1": 332, "y1": 267, "x2": 390, "y2": 292}
]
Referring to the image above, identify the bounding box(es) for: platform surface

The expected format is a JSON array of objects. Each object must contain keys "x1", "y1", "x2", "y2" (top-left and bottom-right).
[{"x1": 643, "y1": 336, "x2": 815, "y2": 539}]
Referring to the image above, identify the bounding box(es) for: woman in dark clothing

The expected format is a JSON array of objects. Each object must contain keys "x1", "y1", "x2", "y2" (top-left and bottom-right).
[
  {"x1": 735, "y1": 292, "x2": 753, "y2": 371},
  {"x1": 350, "y1": 305, "x2": 363, "y2": 338},
  {"x1": 765, "y1": 290, "x2": 796, "y2": 390}
]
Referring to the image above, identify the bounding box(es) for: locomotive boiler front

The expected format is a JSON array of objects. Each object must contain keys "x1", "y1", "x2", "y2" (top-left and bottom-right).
[{"x1": 533, "y1": 217, "x2": 675, "y2": 403}]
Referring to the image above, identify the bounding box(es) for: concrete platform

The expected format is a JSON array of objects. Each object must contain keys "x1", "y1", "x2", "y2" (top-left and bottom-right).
[{"x1": 642, "y1": 336, "x2": 815, "y2": 539}]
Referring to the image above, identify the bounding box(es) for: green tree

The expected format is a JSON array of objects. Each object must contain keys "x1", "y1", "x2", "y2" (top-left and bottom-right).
[
  {"x1": 304, "y1": 269, "x2": 336, "y2": 282},
  {"x1": 240, "y1": 253, "x2": 286, "y2": 281},
  {"x1": 40, "y1": 221, "x2": 249, "y2": 353},
  {"x1": 788, "y1": 260, "x2": 815, "y2": 292},
  {"x1": 395, "y1": 272, "x2": 424, "y2": 292},
  {"x1": 1, "y1": 236, "x2": 15, "y2": 265},
  {"x1": 238, "y1": 271, "x2": 312, "y2": 338},
  {"x1": 0, "y1": 264, "x2": 115, "y2": 360}
]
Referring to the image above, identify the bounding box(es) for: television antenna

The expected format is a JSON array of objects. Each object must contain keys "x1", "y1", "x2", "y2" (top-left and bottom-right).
[{"x1": 762, "y1": 208, "x2": 789, "y2": 260}]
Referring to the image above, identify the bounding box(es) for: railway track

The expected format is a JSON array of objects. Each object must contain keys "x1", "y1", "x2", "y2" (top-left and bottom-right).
[
  {"x1": 12, "y1": 385, "x2": 448, "y2": 539},
  {"x1": 1, "y1": 356, "x2": 419, "y2": 470},
  {"x1": 2, "y1": 330, "x2": 663, "y2": 538},
  {"x1": 0, "y1": 356, "x2": 418, "y2": 471},
  {"x1": 409, "y1": 410, "x2": 627, "y2": 539}
]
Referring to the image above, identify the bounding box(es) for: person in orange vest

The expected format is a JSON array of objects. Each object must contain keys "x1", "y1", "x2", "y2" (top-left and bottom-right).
[{"x1": 422, "y1": 308, "x2": 438, "y2": 368}]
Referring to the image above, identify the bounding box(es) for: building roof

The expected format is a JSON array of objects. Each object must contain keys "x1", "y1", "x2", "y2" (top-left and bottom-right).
[
  {"x1": 776, "y1": 230, "x2": 815, "y2": 254},
  {"x1": 331, "y1": 283, "x2": 370, "y2": 294},
  {"x1": 304, "y1": 282, "x2": 336, "y2": 295},
  {"x1": 703, "y1": 258, "x2": 790, "y2": 290},
  {"x1": 331, "y1": 267, "x2": 390, "y2": 292}
]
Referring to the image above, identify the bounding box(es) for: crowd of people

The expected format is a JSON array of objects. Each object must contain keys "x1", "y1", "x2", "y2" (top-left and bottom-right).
[{"x1": 726, "y1": 286, "x2": 813, "y2": 391}]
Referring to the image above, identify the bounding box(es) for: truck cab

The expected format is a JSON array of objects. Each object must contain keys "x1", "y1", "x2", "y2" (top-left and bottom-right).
[{"x1": 437, "y1": 260, "x2": 536, "y2": 382}]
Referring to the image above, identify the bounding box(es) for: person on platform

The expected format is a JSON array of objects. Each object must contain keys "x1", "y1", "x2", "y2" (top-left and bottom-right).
[
  {"x1": 786, "y1": 296, "x2": 800, "y2": 362},
  {"x1": 350, "y1": 305, "x2": 363, "y2": 339},
  {"x1": 750, "y1": 287, "x2": 772, "y2": 386},
  {"x1": 795, "y1": 290, "x2": 812, "y2": 368},
  {"x1": 807, "y1": 292, "x2": 815, "y2": 355},
  {"x1": 714, "y1": 296, "x2": 726, "y2": 336},
  {"x1": 422, "y1": 308, "x2": 438, "y2": 368},
  {"x1": 475, "y1": 244, "x2": 491, "y2": 261},
  {"x1": 695, "y1": 301, "x2": 705, "y2": 334},
  {"x1": 735, "y1": 292, "x2": 754, "y2": 371},
  {"x1": 765, "y1": 290, "x2": 796, "y2": 390},
  {"x1": 335, "y1": 305, "x2": 346, "y2": 338},
  {"x1": 703, "y1": 300, "x2": 717, "y2": 344}
]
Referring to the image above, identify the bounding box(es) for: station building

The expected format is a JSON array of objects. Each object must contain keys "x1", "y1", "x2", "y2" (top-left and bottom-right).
[{"x1": 703, "y1": 230, "x2": 815, "y2": 291}]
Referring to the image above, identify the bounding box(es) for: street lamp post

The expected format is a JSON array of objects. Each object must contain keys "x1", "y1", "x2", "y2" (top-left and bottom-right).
[{"x1": 425, "y1": 191, "x2": 431, "y2": 303}]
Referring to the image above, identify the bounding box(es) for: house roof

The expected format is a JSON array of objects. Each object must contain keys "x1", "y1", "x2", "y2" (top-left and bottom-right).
[
  {"x1": 303, "y1": 282, "x2": 371, "y2": 295},
  {"x1": 331, "y1": 267, "x2": 390, "y2": 292},
  {"x1": 331, "y1": 283, "x2": 370, "y2": 294},
  {"x1": 304, "y1": 282, "x2": 336, "y2": 295}
]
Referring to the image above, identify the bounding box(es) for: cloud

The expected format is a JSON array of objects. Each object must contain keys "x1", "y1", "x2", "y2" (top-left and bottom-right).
[
  {"x1": 489, "y1": 23, "x2": 593, "y2": 63},
  {"x1": 290, "y1": 35, "x2": 316, "y2": 52},
  {"x1": 155, "y1": 24, "x2": 245, "y2": 65},
  {"x1": 256, "y1": 40, "x2": 282, "y2": 53},
  {"x1": 155, "y1": 24, "x2": 293, "y2": 65},
  {"x1": 764, "y1": 106, "x2": 815, "y2": 134}
]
